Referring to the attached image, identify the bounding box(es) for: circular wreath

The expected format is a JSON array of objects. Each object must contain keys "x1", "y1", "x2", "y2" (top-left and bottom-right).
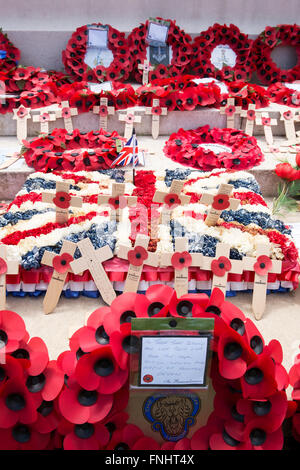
[
  {"x1": 0, "y1": 286, "x2": 289, "y2": 450},
  {"x1": 62, "y1": 23, "x2": 132, "y2": 83},
  {"x1": 128, "y1": 17, "x2": 192, "y2": 83},
  {"x1": 267, "y1": 81, "x2": 300, "y2": 107},
  {"x1": 21, "y1": 128, "x2": 125, "y2": 172},
  {"x1": 252, "y1": 24, "x2": 300, "y2": 84},
  {"x1": 0, "y1": 30, "x2": 20, "y2": 73},
  {"x1": 163, "y1": 125, "x2": 264, "y2": 171},
  {"x1": 190, "y1": 23, "x2": 254, "y2": 82}
]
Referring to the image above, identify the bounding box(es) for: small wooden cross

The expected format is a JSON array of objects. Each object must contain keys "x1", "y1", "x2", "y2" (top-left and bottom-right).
[
  {"x1": 42, "y1": 181, "x2": 82, "y2": 224},
  {"x1": 255, "y1": 111, "x2": 277, "y2": 146},
  {"x1": 56, "y1": 100, "x2": 78, "y2": 133},
  {"x1": 41, "y1": 240, "x2": 77, "y2": 314},
  {"x1": 0, "y1": 245, "x2": 19, "y2": 310},
  {"x1": 118, "y1": 110, "x2": 142, "y2": 140},
  {"x1": 145, "y1": 98, "x2": 168, "y2": 139},
  {"x1": 160, "y1": 237, "x2": 203, "y2": 298},
  {"x1": 32, "y1": 110, "x2": 57, "y2": 134},
  {"x1": 138, "y1": 59, "x2": 154, "y2": 85},
  {"x1": 93, "y1": 97, "x2": 115, "y2": 131},
  {"x1": 13, "y1": 106, "x2": 31, "y2": 143},
  {"x1": 116, "y1": 234, "x2": 158, "y2": 293},
  {"x1": 243, "y1": 243, "x2": 282, "y2": 320},
  {"x1": 220, "y1": 98, "x2": 242, "y2": 128},
  {"x1": 280, "y1": 108, "x2": 298, "y2": 145},
  {"x1": 202, "y1": 242, "x2": 244, "y2": 296},
  {"x1": 240, "y1": 103, "x2": 256, "y2": 136},
  {"x1": 153, "y1": 179, "x2": 191, "y2": 225},
  {"x1": 200, "y1": 184, "x2": 240, "y2": 227},
  {"x1": 70, "y1": 238, "x2": 116, "y2": 305},
  {"x1": 97, "y1": 183, "x2": 137, "y2": 222}
]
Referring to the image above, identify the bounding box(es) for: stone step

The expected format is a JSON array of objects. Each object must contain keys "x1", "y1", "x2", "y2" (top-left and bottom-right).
[
  {"x1": 0, "y1": 102, "x2": 297, "y2": 137},
  {"x1": 0, "y1": 135, "x2": 287, "y2": 200}
]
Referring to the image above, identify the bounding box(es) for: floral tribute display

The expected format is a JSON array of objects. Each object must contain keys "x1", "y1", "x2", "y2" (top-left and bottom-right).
[
  {"x1": 21, "y1": 128, "x2": 126, "y2": 172},
  {"x1": 267, "y1": 81, "x2": 300, "y2": 107},
  {"x1": 0, "y1": 29, "x2": 20, "y2": 73},
  {"x1": 62, "y1": 23, "x2": 132, "y2": 83},
  {"x1": 273, "y1": 153, "x2": 300, "y2": 215},
  {"x1": 252, "y1": 24, "x2": 300, "y2": 84},
  {"x1": 0, "y1": 287, "x2": 292, "y2": 450},
  {"x1": 0, "y1": 168, "x2": 298, "y2": 297},
  {"x1": 128, "y1": 18, "x2": 192, "y2": 83},
  {"x1": 163, "y1": 126, "x2": 264, "y2": 171},
  {"x1": 288, "y1": 349, "x2": 300, "y2": 445},
  {"x1": 190, "y1": 24, "x2": 254, "y2": 82}
]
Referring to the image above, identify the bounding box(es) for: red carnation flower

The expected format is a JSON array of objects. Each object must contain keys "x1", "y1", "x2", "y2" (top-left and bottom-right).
[
  {"x1": 211, "y1": 256, "x2": 232, "y2": 277},
  {"x1": 52, "y1": 191, "x2": 71, "y2": 209},
  {"x1": 254, "y1": 255, "x2": 273, "y2": 276},
  {"x1": 75, "y1": 345, "x2": 128, "y2": 394},
  {"x1": 212, "y1": 194, "x2": 230, "y2": 210},
  {"x1": 127, "y1": 246, "x2": 148, "y2": 266},
  {"x1": 171, "y1": 251, "x2": 192, "y2": 270},
  {"x1": 52, "y1": 252, "x2": 74, "y2": 274}
]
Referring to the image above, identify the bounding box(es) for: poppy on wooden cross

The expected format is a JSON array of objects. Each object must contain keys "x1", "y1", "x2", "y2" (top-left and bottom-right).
[
  {"x1": 145, "y1": 98, "x2": 168, "y2": 139},
  {"x1": 220, "y1": 98, "x2": 242, "y2": 128},
  {"x1": 254, "y1": 111, "x2": 277, "y2": 147},
  {"x1": 138, "y1": 59, "x2": 154, "y2": 85},
  {"x1": 116, "y1": 234, "x2": 158, "y2": 293},
  {"x1": 240, "y1": 103, "x2": 256, "y2": 136},
  {"x1": 56, "y1": 100, "x2": 78, "y2": 133},
  {"x1": 13, "y1": 105, "x2": 31, "y2": 143},
  {"x1": 118, "y1": 110, "x2": 142, "y2": 140},
  {"x1": 41, "y1": 240, "x2": 77, "y2": 314},
  {"x1": 0, "y1": 245, "x2": 19, "y2": 310},
  {"x1": 97, "y1": 182, "x2": 137, "y2": 222},
  {"x1": 243, "y1": 243, "x2": 282, "y2": 320},
  {"x1": 42, "y1": 181, "x2": 82, "y2": 224},
  {"x1": 70, "y1": 238, "x2": 116, "y2": 306},
  {"x1": 200, "y1": 183, "x2": 240, "y2": 226},
  {"x1": 32, "y1": 110, "x2": 57, "y2": 134},
  {"x1": 93, "y1": 97, "x2": 115, "y2": 131},
  {"x1": 153, "y1": 179, "x2": 191, "y2": 225}
]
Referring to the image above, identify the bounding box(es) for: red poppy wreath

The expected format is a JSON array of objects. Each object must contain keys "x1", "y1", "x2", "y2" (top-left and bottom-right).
[
  {"x1": 163, "y1": 125, "x2": 264, "y2": 171},
  {"x1": 0, "y1": 286, "x2": 291, "y2": 450},
  {"x1": 252, "y1": 24, "x2": 300, "y2": 85},
  {"x1": 128, "y1": 17, "x2": 192, "y2": 83},
  {"x1": 21, "y1": 128, "x2": 125, "y2": 172},
  {"x1": 0, "y1": 30, "x2": 20, "y2": 73},
  {"x1": 62, "y1": 23, "x2": 132, "y2": 83},
  {"x1": 267, "y1": 81, "x2": 300, "y2": 107},
  {"x1": 190, "y1": 23, "x2": 254, "y2": 82}
]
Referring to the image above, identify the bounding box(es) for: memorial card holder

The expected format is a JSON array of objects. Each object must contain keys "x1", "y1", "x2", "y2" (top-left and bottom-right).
[{"x1": 127, "y1": 317, "x2": 214, "y2": 445}]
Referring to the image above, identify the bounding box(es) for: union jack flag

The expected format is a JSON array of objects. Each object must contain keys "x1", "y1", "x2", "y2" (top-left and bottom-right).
[{"x1": 110, "y1": 133, "x2": 139, "y2": 168}]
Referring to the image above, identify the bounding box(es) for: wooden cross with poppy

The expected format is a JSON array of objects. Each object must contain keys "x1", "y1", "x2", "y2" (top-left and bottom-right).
[
  {"x1": 202, "y1": 242, "x2": 244, "y2": 296},
  {"x1": 243, "y1": 243, "x2": 282, "y2": 320},
  {"x1": 0, "y1": 245, "x2": 19, "y2": 310},
  {"x1": 220, "y1": 98, "x2": 242, "y2": 128},
  {"x1": 279, "y1": 109, "x2": 298, "y2": 145},
  {"x1": 12, "y1": 105, "x2": 31, "y2": 143},
  {"x1": 240, "y1": 103, "x2": 256, "y2": 136},
  {"x1": 93, "y1": 97, "x2": 115, "y2": 131},
  {"x1": 41, "y1": 240, "x2": 77, "y2": 314},
  {"x1": 118, "y1": 110, "x2": 142, "y2": 140},
  {"x1": 153, "y1": 179, "x2": 191, "y2": 226},
  {"x1": 145, "y1": 98, "x2": 168, "y2": 139},
  {"x1": 200, "y1": 183, "x2": 240, "y2": 227},
  {"x1": 42, "y1": 181, "x2": 83, "y2": 224},
  {"x1": 70, "y1": 238, "x2": 116, "y2": 306},
  {"x1": 32, "y1": 110, "x2": 57, "y2": 135},
  {"x1": 160, "y1": 237, "x2": 203, "y2": 298},
  {"x1": 138, "y1": 59, "x2": 154, "y2": 85},
  {"x1": 56, "y1": 100, "x2": 78, "y2": 133},
  {"x1": 97, "y1": 183, "x2": 137, "y2": 222},
  {"x1": 254, "y1": 111, "x2": 277, "y2": 147},
  {"x1": 116, "y1": 233, "x2": 158, "y2": 293}
]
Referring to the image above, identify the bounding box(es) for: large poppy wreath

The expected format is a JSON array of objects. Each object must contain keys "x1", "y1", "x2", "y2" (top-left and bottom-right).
[
  {"x1": 190, "y1": 23, "x2": 254, "y2": 82},
  {"x1": 0, "y1": 30, "x2": 20, "y2": 74},
  {"x1": 128, "y1": 17, "x2": 192, "y2": 83},
  {"x1": 163, "y1": 126, "x2": 264, "y2": 171},
  {"x1": 62, "y1": 23, "x2": 132, "y2": 83},
  {"x1": 0, "y1": 286, "x2": 291, "y2": 450},
  {"x1": 21, "y1": 128, "x2": 125, "y2": 172},
  {"x1": 267, "y1": 81, "x2": 300, "y2": 107},
  {"x1": 252, "y1": 24, "x2": 300, "y2": 85}
]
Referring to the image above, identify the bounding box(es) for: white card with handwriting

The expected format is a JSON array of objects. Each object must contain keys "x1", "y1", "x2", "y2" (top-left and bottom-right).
[{"x1": 139, "y1": 336, "x2": 209, "y2": 387}]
